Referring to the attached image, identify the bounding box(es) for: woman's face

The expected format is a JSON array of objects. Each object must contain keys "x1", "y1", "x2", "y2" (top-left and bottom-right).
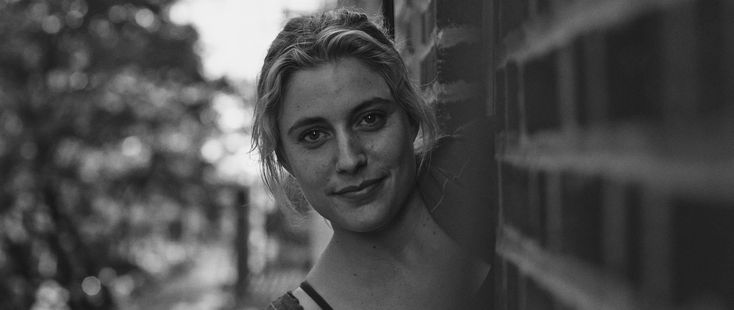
[{"x1": 278, "y1": 57, "x2": 418, "y2": 233}]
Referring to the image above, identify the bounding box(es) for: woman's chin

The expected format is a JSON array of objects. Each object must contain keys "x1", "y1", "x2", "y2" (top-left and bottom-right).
[{"x1": 339, "y1": 208, "x2": 399, "y2": 233}]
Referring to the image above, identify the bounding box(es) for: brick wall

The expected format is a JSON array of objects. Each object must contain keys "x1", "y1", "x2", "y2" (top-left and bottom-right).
[
  {"x1": 392, "y1": 0, "x2": 734, "y2": 309},
  {"x1": 492, "y1": 0, "x2": 734, "y2": 309},
  {"x1": 394, "y1": 0, "x2": 490, "y2": 132}
]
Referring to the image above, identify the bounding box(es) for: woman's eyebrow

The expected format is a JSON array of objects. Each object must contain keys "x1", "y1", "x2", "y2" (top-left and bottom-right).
[
  {"x1": 350, "y1": 97, "x2": 394, "y2": 114},
  {"x1": 286, "y1": 117, "x2": 326, "y2": 136}
]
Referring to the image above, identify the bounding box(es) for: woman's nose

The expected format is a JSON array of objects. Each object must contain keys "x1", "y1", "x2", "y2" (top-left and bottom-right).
[{"x1": 335, "y1": 133, "x2": 367, "y2": 174}]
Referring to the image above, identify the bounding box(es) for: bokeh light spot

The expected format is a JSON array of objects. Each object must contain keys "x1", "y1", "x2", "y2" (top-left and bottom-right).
[
  {"x1": 135, "y1": 8, "x2": 156, "y2": 29},
  {"x1": 201, "y1": 139, "x2": 224, "y2": 163},
  {"x1": 42, "y1": 15, "x2": 62, "y2": 34},
  {"x1": 121, "y1": 136, "x2": 143, "y2": 158},
  {"x1": 81, "y1": 276, "x2": 101, "y2": 296}
]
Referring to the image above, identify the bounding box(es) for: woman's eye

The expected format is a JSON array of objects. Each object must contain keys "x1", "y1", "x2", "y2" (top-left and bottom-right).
[
  {"x1": 358, "y1": 112, "x2": 385, "y2": 129},
  {"x1": 300, "y1": 129, "x2": 326, "y2": 144}
]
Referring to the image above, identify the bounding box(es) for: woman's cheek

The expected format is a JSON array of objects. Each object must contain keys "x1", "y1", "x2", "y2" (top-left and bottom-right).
[{"x1": 297, "y1": 154, "x2": 330, "y2": 185}]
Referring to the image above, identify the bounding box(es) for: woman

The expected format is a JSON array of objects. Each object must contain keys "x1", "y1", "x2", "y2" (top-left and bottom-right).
[{"x1": 254, "y1": 9, "x2": 490, "y2": 309}]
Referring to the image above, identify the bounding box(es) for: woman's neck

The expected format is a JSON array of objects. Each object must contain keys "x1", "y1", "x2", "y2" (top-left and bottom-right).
[
  {"x1": 304, "y1": 188, "x2": 486, "y2": 310},
  {"x1": 328, "y1": 188, "x2": 433, "y2": 262}
]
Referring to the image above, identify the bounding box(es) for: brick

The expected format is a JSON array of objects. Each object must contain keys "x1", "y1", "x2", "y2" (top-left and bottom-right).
[
  {"x1": 524, "y1": 277, "x2": 554, "y2": 310},
  {"x1": 577, "y1": 31, "x2": 610, "y2": 126},
  {"x1": 523, "y1": 51, "x2": 561, "y2": 134},
  {"x1": 528, "y1": 169, "x2": 548, "y2": 245},
  {"x1": 640, "y1": 190, "x2": 673, "y2": 300},
  {"x1": 694, "y1": 0, "x2": 727, "y2": 115},
  {"x1": 492, "y1": 1, "x2": 502, "y2": 47},
  {"x1": 507, "y1": 262, "x2": 520, "y2": 310},
  {"x1": 673, "y1": 197, "x2": 734, "y2": 308},
  {"x1": 498, "y1": 0, "x2": 529, "y2": 39},
  {"x1": 553, "y1": 302, "x2": 574, "y2": 310},
  {"x1": 605, "y1": 10, "x2": 663, "y2": 122},
  {"x1": 527, "y1": 0, "x2": 551, "y2": 18},
  {"x1": 518, "y1": 274, "x2": 527, "y2": 310},
  {"x1": 437, "y1": 42, "x2": 484, "y2": 83},
  {"x1": 724, "y1": 2, "x2": 734, "y2": 110},
  {"x1": 602, "y1": 181, "x2": 625, "y2": 276},
  {"x1": 506, "y1": 62, "x2": 521, "y2": 135},
  {"x1": 557, "y1": 43, "x2": 578, "y2": 131},
  {"x1": 559, "y1": 172, "x2": 603, "y2": 265},
  {"x1": 496, "y1": 258, "x2": 508, "y2": 310},
  {"x1": 535, "y1": 0, "x2": 551, "y2": 16},
  {"x1": 501, "y1": 162, "x2": 531, "y2": 238},
  {"x1": 624, "y1": 184, "x2": 643, "y2": 286},
  {"x1": 602, "y1": 181, "x2": 643, "y2": 285},
  {"x1": 433, "y1": 81, "x2": 483, "y2": 104},
  {"x1": 435, "y1": 0, "x2": 483, "y2": 27},
  {"x1": 572, "y1": 37, "x2": 588, "y2": 127},
  {"x1": 437, "y1": 26, "x2": 481, "y2": 49},
  {"x1": 495, "y1": 68, "x2": 507, "y2": 131},
  {"x1": 661, "y1": 2, "x2": 698, "y2": 119},
  {"x1": 545, "y1": 171, "x2": 563, "y2": 252}
]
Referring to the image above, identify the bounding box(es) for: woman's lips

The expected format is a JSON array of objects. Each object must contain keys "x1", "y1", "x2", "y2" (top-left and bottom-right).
[{"x1": 331, "y1": 177, "x2": 385, "y2": 200}]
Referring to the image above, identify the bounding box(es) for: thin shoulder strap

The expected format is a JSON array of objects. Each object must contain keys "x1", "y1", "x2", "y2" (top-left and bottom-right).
[{"x1": 299, "y1": 281, "x2": 334, "y2": 310}]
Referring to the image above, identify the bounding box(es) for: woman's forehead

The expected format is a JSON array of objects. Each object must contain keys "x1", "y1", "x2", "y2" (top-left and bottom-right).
[{"x1": 278, "y1": 58, "x2": 393, "y2": 123}]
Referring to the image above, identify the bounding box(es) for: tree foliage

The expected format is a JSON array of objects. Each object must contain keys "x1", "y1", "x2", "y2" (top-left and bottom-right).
[{"x1": 0, "y1": 0, "x2": 228, "y2": 308}]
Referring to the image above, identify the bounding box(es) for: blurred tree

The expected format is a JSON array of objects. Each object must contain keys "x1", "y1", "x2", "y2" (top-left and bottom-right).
[{"x1": 0, "y1": 0, "x2": 230, "y2": 308}]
